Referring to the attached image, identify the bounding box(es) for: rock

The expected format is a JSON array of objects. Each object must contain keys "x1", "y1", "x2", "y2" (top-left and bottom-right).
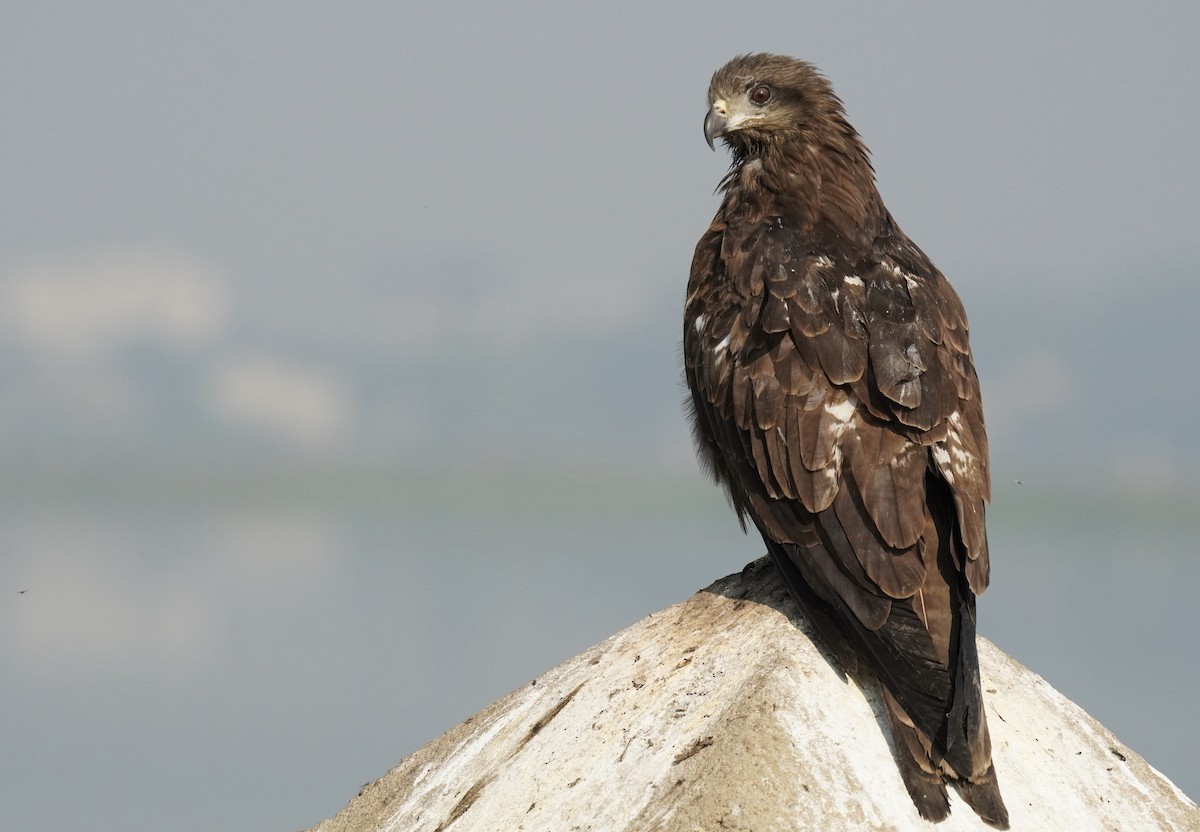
[{"x1": 307, "y1": 559, "x2": 1200, "y2": 832}]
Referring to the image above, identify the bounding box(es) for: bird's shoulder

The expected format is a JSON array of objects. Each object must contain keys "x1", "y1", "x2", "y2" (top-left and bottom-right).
[{"x1": 688, "y1": 212, "x2": 978, "y2": 424}]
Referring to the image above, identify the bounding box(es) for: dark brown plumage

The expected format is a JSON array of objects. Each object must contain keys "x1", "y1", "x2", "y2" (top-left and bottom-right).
[{"x1": 685, "y1": 54, "x2": 1008, "y2": 827}]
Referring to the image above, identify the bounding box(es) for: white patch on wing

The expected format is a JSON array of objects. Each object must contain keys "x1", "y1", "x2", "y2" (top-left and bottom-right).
[
  {"x1": 814, "y1": 255, "x2": 834, "y2": 268},
  {"x1": 932, "y1": 445, "x2": 954, "y2": 482},
  {"x1": 818, "y1": 465, "x2": 839, "y2": 492},
  {"x1": 715, "y1": 333, "x2": 731, "y2": 352},
  {"x1": 693, "y1": 314, "x2": 707, "y2": 333},
  {"x1": 830, "y1": 441, "x2": 846, "y2": 469},
  {"x1": 883, "y1": 259, "x2": 921, "y2": 291},
  {"x1": 843, "y1": 275, "x2": 864, "y2": 287},
  {"x1": 934, "y1": 411, "x2": 980, "y2": 487},
  {"x1": 825, "y1": 394, "x2": 857, "y2": 424},
  {"x1": 792, "y1": 393, "x2": 858, "y2": 510}
]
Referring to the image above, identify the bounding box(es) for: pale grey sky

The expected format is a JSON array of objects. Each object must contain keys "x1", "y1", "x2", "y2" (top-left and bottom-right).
[{"x1": 2, "y1": 3, "x2": 1198, "y2": 830}]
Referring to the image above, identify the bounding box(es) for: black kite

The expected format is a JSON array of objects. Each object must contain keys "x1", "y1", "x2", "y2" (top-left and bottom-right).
[{"x1": 684, "y1": 53, "x2": 1008, "y2": 827}]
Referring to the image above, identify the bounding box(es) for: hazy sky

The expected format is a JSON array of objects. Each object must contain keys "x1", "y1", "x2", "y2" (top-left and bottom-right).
[
  {"x1": 2, "y1": 3, "x2": 1198, "y2": 830},
  {"x1": 3, "y1": 1, "x2": 1198, "y2": 483}
]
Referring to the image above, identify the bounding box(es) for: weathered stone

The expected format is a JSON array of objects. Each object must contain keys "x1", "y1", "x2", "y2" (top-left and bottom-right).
[{"x1": 308, "y1": 559, "x2": 1199, "y2": 832}]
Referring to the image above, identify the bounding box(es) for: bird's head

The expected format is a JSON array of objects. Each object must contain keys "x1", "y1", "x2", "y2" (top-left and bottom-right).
[{"x1": 704, "y1": 53, "x2": 846, "y2": 155}]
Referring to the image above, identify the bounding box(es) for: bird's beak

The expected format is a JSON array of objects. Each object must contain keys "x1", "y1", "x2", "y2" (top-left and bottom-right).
[{"x1": 704, "y1": 100, "x2": 730, "y2": 150}]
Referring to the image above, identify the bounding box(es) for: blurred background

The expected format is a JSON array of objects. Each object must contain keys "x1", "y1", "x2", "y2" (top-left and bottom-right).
[{"x1": 2, "y1": 3, "x2": 1197, "y2": 829}]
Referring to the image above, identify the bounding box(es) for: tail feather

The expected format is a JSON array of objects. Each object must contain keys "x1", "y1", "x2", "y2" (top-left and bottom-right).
[
  {"x1": 885, "y1": 688, "x2": 1009, "y2": 829},
  {"x1": 763, "y1": 526, "x2": 1009, "y2": 826},
  {"x1": 954, "y1": 763, "x2": 1010, "y2": 829}
]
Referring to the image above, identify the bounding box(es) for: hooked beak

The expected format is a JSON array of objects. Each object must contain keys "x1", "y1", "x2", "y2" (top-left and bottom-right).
[{"x1": 704, "y1": 100, "x2": 730, "y2": 150}]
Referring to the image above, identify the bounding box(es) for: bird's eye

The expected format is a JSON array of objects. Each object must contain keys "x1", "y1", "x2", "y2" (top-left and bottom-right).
[{"x1": 749, "y1": 85, "x2": 772, "y2": 105}]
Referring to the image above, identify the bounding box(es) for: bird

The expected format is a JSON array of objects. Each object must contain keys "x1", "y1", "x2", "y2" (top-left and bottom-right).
[{"x1": 684, "y1": 54, "x2": 1008, "y2": 827}]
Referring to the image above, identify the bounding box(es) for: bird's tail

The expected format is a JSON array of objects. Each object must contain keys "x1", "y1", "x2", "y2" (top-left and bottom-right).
[{"x1": 884, "y1": 689, "x2": 1009, "y2": 829}]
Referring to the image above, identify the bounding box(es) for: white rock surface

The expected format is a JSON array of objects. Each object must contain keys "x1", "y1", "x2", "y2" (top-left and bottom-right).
[{"x1": 308, "y1": 559, "x2": 1199, "y2": 832}]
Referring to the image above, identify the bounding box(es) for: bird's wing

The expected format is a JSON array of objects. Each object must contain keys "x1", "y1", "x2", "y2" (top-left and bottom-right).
[{"x1": 685, "y1": 218, "x2": 991, "y2": 773}]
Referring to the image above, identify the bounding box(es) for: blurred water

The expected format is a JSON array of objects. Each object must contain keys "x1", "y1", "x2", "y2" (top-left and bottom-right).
[{"x1": 1, "y1": 468, "x2": 1195, "y2": 831}]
